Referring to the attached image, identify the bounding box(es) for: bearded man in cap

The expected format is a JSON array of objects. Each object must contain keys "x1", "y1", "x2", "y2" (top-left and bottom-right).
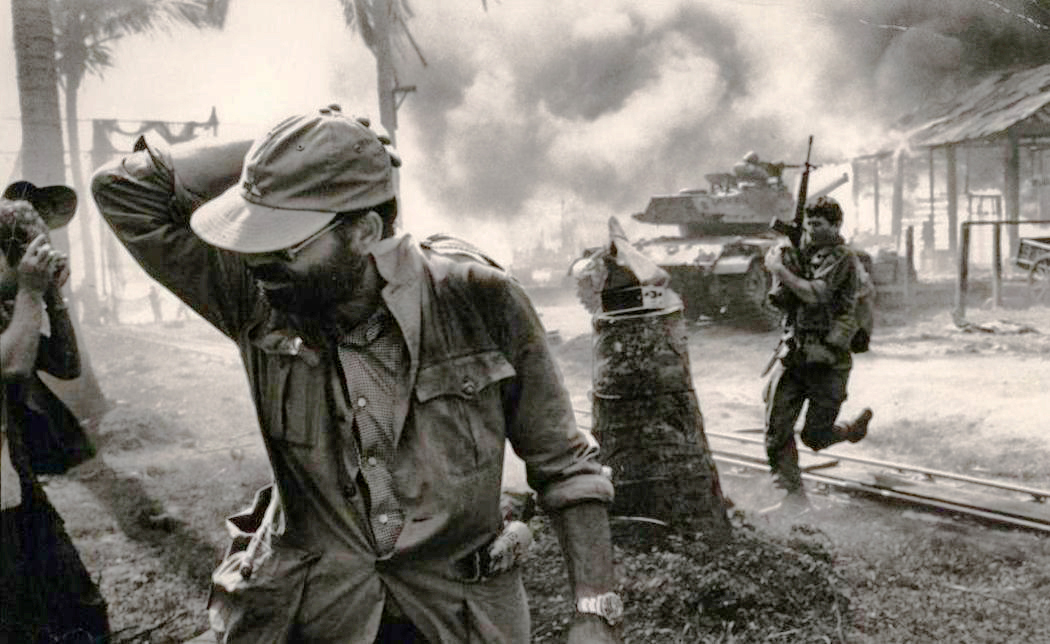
[{"x1": 92, "y1": 105, "x2": 622, "y2": 643}]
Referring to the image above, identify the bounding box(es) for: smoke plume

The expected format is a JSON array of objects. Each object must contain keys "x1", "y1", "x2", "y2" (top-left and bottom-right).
[{"x1": 388, "y1": 0, "x2": 1050, "y2": 243}]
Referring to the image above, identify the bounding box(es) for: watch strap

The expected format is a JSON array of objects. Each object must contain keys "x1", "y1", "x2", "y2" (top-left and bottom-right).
[
  {"x1": 576, "y1": 592, "x2": 623, "y2": 626},
  {"x1": 577, "y1": 595, "x2": 601, "y2": 615}
]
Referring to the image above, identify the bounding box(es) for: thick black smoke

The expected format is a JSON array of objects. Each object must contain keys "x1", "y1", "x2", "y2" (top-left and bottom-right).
[
  {"x1": 820, "y1": 0, "x2": 1050, "y2": 120},
  {"x1": 396, "y1": 0, "x2": 1050, "y2": 229}
]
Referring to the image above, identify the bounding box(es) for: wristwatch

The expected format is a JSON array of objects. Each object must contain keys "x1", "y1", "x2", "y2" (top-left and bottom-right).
[{"x1": 576, "y1": 592, "x2": 624, "y2": 626}]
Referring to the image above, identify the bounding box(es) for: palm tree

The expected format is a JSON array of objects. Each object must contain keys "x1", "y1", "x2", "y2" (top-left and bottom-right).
[
  {"x1": 50, "y1": 0, "x2": 228, "y2": 322},
  {"x1": 10, "y1": 0, "x2": 108, "y2": 421},
  {"x1": 12, "y1": 0, "x2": 65, "y2": 186},
  {"x1": 336, "y1": 0, "x2": 485, "y2": 145}
]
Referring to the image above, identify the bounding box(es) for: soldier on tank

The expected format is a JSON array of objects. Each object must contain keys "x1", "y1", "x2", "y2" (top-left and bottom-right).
[{"x1": 733, "y1": 151, "x2": 786, "y2": 185}]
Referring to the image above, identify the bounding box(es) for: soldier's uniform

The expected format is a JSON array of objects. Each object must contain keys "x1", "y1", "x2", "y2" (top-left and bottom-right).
[{"x1": 764, "y1": 236, "x2": 870, "y2": 495}]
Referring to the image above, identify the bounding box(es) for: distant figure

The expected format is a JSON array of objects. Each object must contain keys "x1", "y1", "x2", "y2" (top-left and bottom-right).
[
  {"x1": 734, "y1": 151, "x2": 786, "y2": 185},
  {"x1": 93, "y1": 105, "x2": 622, "y2": 642},
  {"x1": 147, "y1": 285, "x2": 163, "y2": 322},
  {"x1": 762, "y1": 196, "x2": 873, "y2": 506},
  {"x1": 0, "y1": 186, "x2": 109, "y2": 643}
]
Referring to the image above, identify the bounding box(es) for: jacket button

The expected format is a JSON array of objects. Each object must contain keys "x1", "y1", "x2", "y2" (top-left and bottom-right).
[
  {"x1": 342, "y1": 482, "x2": 357, "y2": 499},
  {"x1": 461, "y1": 379, "x2": 476, "y2": 397}
]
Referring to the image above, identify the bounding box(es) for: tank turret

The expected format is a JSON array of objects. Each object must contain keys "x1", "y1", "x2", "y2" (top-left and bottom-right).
[{"x1": 628, "y1": 157, "x2": 849, "y2": 328}]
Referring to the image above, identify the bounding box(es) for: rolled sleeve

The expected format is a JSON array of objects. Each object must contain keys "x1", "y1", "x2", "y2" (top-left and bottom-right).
[
  {"x1": 480, "y1": 274, "x2": 614, "y2": 511},
  {"x1": 90, "y1": 139, "x2": 257, "y2": 339}
]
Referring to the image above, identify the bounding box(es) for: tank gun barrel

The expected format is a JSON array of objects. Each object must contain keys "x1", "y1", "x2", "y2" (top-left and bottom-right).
[{"x1": 806, "y1": 172, "x2": 849, "y2": 204}]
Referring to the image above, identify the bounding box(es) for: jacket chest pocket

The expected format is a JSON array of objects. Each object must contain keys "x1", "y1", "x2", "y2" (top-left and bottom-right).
[
  {"x1": 258, "y1": 354, "x2": 328, "y2": 447},
  {"x1": 414, "y1": 351, "x2": 515, "y2": 476}
]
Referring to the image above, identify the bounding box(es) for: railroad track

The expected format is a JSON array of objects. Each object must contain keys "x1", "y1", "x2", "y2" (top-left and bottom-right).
[
  {"x1": 705, "y1": 430, "x2": 1050, "y2": 533},
  {"x1": 577, "y1": 410, "x2": 1050, "y2": 533}
]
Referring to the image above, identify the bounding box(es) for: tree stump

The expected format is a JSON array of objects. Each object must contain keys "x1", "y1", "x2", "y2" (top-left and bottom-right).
[{"x1": 592, "y1": 306, "x2": 730, "y2": 540}]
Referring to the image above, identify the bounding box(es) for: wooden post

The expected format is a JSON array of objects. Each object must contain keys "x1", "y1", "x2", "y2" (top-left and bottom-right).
[
  {"x1": 851, "y1": 159, "x2": 862, "y2": 233},
  {"x1": 592, "y1": 306, "x2": 731, "y2": 540},
  {"x1": 926, "y1": 149, "x2": 936, "y2": 272},
  {"x1": 1039, "y1": 149, "x2": 1045, "y2": 220},
  {"x1": 992, "y1": 224, "x2": 1002, "y2": 309},
  {"x1": 1005, "y1": 128, "x2": 1021, "y2": 256},
  {"x1": 904, "y1": 226, "x2": 914, "y2": 311},
  {"x1": 947, "y1": 144, "x2": 959, "y2": 258},
  {"x1": 955, "y1": 223, "x2": 971, "y2": 322},
  {"x1": 928, "y1": 149, "x2": 935, "y2": 225},
  {"x1": 892, "y1": 150, "x2": 906, "y2": 246},
  {"x1": 873, "y1": 158, "x2": 881, "y2": 235}
]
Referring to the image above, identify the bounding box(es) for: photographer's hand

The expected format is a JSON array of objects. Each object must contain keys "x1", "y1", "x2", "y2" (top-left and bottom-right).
[
  {"x1": 3, "y1": 235, "x2": 53, "y2": 379},
  {"x1": 51, "y1": 251, "x2": 70, "y2": 290},
  {"x1": 26, "y1": 237, "x2": 81, "y2": 378},
  {"x1": 17, "y1": 234, "x2": 58, "y2": 296}
]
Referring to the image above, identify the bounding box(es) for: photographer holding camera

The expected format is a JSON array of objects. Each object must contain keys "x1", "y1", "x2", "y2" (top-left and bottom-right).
[{"x1": 1, "y1": 183, "x2": 109, "y2": 643}]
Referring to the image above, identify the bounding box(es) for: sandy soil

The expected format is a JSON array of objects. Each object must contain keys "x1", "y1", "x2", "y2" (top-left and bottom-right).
[{"x1": 34, "y1": 287, "x2": 1050, "y2": 640}]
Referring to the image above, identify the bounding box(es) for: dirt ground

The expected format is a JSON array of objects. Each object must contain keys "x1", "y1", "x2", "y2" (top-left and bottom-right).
[{"x1": 36, "y1": 282, "x2": 1050, "y2": 642}]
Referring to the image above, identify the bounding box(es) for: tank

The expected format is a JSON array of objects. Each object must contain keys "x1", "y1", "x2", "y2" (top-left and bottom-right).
[{"x1": 631, "y1": 162, "x2": 849, "y2": 328}]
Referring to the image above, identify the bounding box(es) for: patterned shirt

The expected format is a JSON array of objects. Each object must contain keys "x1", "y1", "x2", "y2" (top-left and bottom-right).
[{"x1": 335, "y1": 305, "x2": 410, "y2": 555}]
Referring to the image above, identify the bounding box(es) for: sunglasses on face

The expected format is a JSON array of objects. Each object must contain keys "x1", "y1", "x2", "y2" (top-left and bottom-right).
[{"x1": 276, "y1": 217, "x2": 346, "y2": 262}]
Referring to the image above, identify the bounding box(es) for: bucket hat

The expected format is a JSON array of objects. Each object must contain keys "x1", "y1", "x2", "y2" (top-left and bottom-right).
[
  {"x1": 2, "y1": 181, "x2": 77, "y2": 230},
  {"x1": 191, "y1": 104, "x2": 397, "y2": 253}
]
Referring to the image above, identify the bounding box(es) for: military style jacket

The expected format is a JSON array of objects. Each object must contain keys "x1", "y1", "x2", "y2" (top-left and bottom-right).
[
  {"x1": 789, "y1": 235, "x2": 860, "y2": 370},
  {"x1": 92, "y1": 142, "x2": 613, "y2": 643}
]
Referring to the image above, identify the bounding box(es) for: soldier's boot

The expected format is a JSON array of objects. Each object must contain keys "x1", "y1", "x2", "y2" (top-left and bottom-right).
[
  {"x1": 771, "y1": 460, "x2": 805, "y2": 498},
  {"x1": 836, "y1": 408, "x2": 872, "y2": 444},
  {"x1": 765, "y1": 466, "x2": 808, "y2": 514}
]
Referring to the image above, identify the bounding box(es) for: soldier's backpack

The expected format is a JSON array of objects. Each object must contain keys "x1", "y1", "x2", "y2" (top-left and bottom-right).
[
  {"x1": 850, "y1": 251, "x2": 875, "y2": 354},
  {"x1": 420, "y1": 232, "x2": 505, "y2": 270}
]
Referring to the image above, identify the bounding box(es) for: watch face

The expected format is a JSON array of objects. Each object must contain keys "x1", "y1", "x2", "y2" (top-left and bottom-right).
[{"x1": 600, "y1": 593, "x2": 624, "y2": 621}]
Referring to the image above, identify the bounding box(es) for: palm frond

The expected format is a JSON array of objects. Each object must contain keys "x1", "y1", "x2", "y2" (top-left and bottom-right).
[
  {"x1": 50, "y1": 0, "x2": 229, "y2": 82},
  {"x1": 338, "y1": 0, "x2": 423, "y2": 56}
]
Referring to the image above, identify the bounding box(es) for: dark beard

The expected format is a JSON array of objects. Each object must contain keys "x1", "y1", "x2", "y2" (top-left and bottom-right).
[{"x1": 253, "y1": 253, "x2": 369, "y2": 319}]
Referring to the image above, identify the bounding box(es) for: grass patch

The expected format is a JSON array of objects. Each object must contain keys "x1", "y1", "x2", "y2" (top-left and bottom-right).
[{"x1": 524, "y1": 513, "x2": 852, "y2": 643}]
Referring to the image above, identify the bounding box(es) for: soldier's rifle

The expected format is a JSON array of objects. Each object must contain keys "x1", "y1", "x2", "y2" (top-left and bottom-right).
[{"x1": 761, "y1": 136, "x2": 816, "y2": 377}]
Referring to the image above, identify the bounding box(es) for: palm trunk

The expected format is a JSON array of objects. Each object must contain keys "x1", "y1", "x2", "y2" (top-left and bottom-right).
[
  {"x1": 12, "y1": 0, "x2": 63, "y2": 183},
  {"x1": 12, "y1": 0, "x2": 109, "y2": 423},
  {"x1": 63, "y1": 71, "x2": 102, "y2": 326},
  {"x1": 592, "y1": 307, "x2": 731, "y2": 542}
]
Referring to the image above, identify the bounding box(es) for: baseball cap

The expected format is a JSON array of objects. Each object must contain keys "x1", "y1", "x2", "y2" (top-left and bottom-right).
[
  {"x1": 3, "y1": 181, "x2": 77, "y2": 230},
  {"x1": 190, "y1": 104, "x2": 397, "y2": 253}
]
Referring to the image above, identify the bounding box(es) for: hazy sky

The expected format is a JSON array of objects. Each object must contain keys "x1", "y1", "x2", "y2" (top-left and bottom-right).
[{"x1": 3, "y1": 0, "x2": 1048, "y2": 262}]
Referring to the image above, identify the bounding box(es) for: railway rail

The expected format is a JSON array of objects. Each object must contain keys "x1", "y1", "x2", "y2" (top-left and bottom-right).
[
  {"x1": 705, "y1": 430, "x2": 1050, "y2": 533},
  {"x1": 577, "y1": 410, "x2": 1050, "y2": 533}
]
